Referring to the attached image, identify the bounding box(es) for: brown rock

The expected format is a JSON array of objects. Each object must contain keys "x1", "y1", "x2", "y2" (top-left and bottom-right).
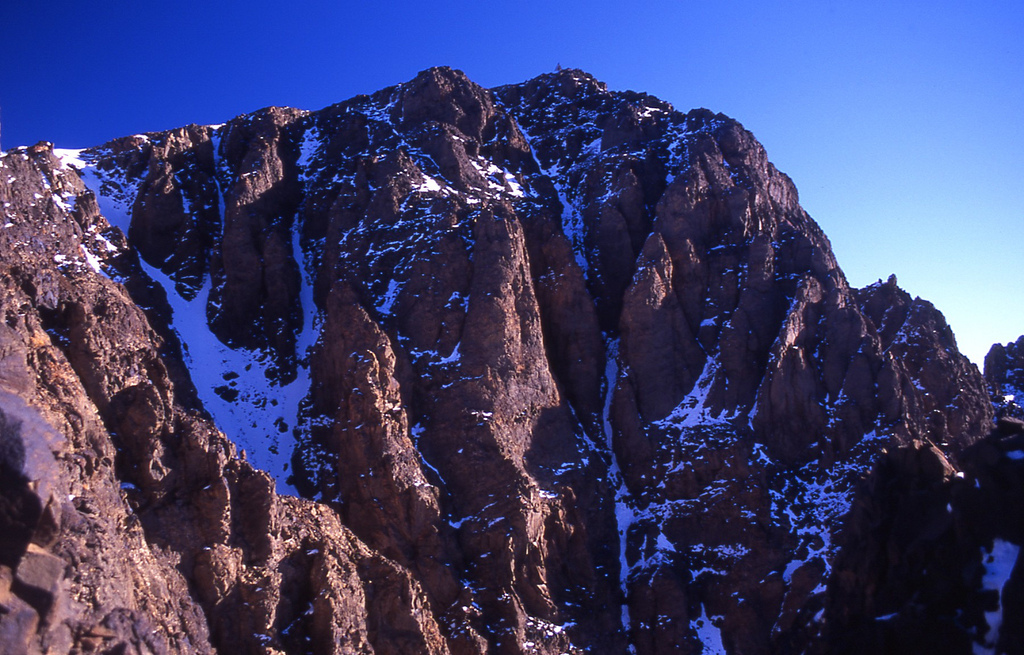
[
  {"x1": 986, "y1": 334, "x2": 1024, "y2": 421},
  {"x1": 12, "y1": 545, "x2": 63, "y2": 621},
  {"x1": 0, "y1": 576, "x2": 40, "y2": 655},
  {"x1": 0, "y1": 68, "x2": 1007, "y2": 655}
]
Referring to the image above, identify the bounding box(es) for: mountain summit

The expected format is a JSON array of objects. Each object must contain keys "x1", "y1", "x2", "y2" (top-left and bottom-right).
[{"x1": 0, "y1": 67, "x2": 1016, "y2": 654}]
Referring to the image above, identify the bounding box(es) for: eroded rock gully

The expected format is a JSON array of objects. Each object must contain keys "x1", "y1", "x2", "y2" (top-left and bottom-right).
[{"x1": 0, "y1": 68, "x2": 1013, "y2": 654}]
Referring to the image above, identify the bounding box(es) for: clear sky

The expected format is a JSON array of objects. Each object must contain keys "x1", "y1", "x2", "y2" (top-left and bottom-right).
[{"x1": 2, "y1": 0, "x2": 1021, "y2": 365}]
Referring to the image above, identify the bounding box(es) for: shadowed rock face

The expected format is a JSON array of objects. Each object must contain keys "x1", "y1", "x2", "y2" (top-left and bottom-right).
[
  {"x1": 0, "y1": 143, "x2": 448, "y2": 655},
  {"x1": 821, "y1": 419, "x2": 1024, "y2": 655},
  {"x1": 0, "y1": 68, "x2": 1003, "y2": 654},
  {"x1": 986, "y1": 335, "x2": 1024, "y2": 422}
]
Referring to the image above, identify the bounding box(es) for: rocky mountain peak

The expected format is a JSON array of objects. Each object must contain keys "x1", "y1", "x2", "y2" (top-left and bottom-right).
[
  {"x1": 396, "y1": 66, "x2": 495, "y2": 136},
  {"x1": 0, "y1": 68, "x2": 1011, "y2": 655}
]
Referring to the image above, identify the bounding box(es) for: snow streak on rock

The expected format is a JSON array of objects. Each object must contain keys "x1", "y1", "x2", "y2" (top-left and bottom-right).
[
  {"x1": 977, "y1": 539, "x2": 1021, "y2": 654},
  {"x1": 66, "y1": 140, "x2": 319, "y2": 495},
  {"x1": 8, "y1": 66, "x2": 995, "y2": 655}
]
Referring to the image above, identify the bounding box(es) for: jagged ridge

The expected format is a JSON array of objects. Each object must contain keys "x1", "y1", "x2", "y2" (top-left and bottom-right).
[{"x1": 0, "y1": 67, "x2": 1009, "y2": 655}]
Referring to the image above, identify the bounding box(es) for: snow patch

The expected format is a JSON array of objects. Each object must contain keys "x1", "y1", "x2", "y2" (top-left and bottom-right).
[
  {"x1": 79, "y1": 244, "x2": 102, "y2": 273},
  {"x1": 74, "y1": 151, "x2": 143, "y2": 235},
  {"x1": 376, "y1": 279, "x2": 401, "y2": 316},
  {"x1": 414, "y1": 175, "x2": 443, "y2": 193},
  {"x1": 600, "y1": 338, "x2": 635, "y2": 635},
  {"x1": 471, "y1": 159, "x2": 525, "y2": 198},
  {"x1": 53, "y1": 148, "x2": 88, "y2": 170},
  {"x1": 297, "y1": 126, "x2": 322, "y2": 184},
  {"x1": 439, "y1": 342, "x2": 461, "y2": 365},
  {"x1": 653, "y1": 359, "x2": 735, "y2": 430},
  {"x1": 519, "y1": 127, "x2": 589, "y2": 276},
  {"x1": 693, "y1": 604, "x2": 726, "y2": 655},
  {"x1": 131, "y1": 221, "x2": 318, "y2": 496},
  {"x1": 976, "y1": 539, "x2": 1020, "y2": 653}
]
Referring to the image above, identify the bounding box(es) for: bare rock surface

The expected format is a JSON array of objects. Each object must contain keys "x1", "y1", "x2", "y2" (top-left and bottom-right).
[
  {"x1": 986, "y1": 335, "x2": 1024, "y2": 421},
  {"x1": 0, "y1": 68, "x2": 1010, "y2": 654}
]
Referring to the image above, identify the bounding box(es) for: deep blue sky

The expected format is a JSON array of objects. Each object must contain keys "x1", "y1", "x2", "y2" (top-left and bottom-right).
[{"x1": 2, "y1": 0, "x2": 1021, "y2": 364}]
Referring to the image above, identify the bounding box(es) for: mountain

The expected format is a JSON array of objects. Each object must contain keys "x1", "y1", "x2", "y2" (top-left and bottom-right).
[
  {"x1": 986, "y1": 336, "x2": 1024, "y2": 423},
  {"x1": 0, "y1": 67, "x2": 1015, "y2": 654}
]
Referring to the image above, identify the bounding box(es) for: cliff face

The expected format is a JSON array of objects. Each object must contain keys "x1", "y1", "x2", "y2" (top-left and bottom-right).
[
  {"x1": 0, "y1": 142, "x2": 448, "y2": 655},
  {"x1": 986, "y1": 335, "x2": 1024, "y2": 422},
  {"x1": 0, "y1": 68, "x2": 1006, "y2": 655}
]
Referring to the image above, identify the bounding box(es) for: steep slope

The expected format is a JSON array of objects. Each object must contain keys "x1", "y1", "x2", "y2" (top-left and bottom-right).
[
  {"x1": 0, "y1": 144, "x2": 447, "y2": 654},
  {"x1": 0, "y1": 67, "x2": 1000, "y2": 654},
  {"x1": 821, "y1": 421, "x2": 1024, "y2": 655},
  {"x1": 986, "y1": 335, "x2": 1024, "y2": 421},
  {"x1": 495, "y1": 70, "x2": 994, "y2": 653}
]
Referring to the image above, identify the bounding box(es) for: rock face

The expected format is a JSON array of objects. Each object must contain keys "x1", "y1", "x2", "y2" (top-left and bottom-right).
[
  {"x1": 824, "y1": 418, "x2": 1024, "y2": 655},
  {"x1": 0, "y1": 143, "x2": 446, "y2": 655},
  {"x1": 0, "y1": 68, "x2": 1009, "y2": 654},
  {"x1": 986, "y1": 335, "x2": 1024, "y2": 421}
]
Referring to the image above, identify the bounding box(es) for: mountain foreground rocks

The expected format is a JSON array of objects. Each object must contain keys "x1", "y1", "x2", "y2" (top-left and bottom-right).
[{"x1": 0, "y1": 68, "x2": 1018, "y2": 654}]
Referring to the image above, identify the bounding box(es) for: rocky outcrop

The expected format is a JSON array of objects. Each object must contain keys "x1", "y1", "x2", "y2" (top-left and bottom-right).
[
  {"x1": 823, "y1": 419, "x2": 1024, "y2": 654},
  {"x1": 495, "y1": 70, "x2": 995, "y2": 654},
  {"x1": 0, "y1": 144, "x2": 446, "y2": 655},
  {"x1": 986, "y1": 335, "x2": 1024, "y2": 421},
  {"x1": 0, "y1": 68, "x2": 1006, "y2": 654},
  {"x1": 857, "y1": 276, "x2": 994, "y2": 453}
]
